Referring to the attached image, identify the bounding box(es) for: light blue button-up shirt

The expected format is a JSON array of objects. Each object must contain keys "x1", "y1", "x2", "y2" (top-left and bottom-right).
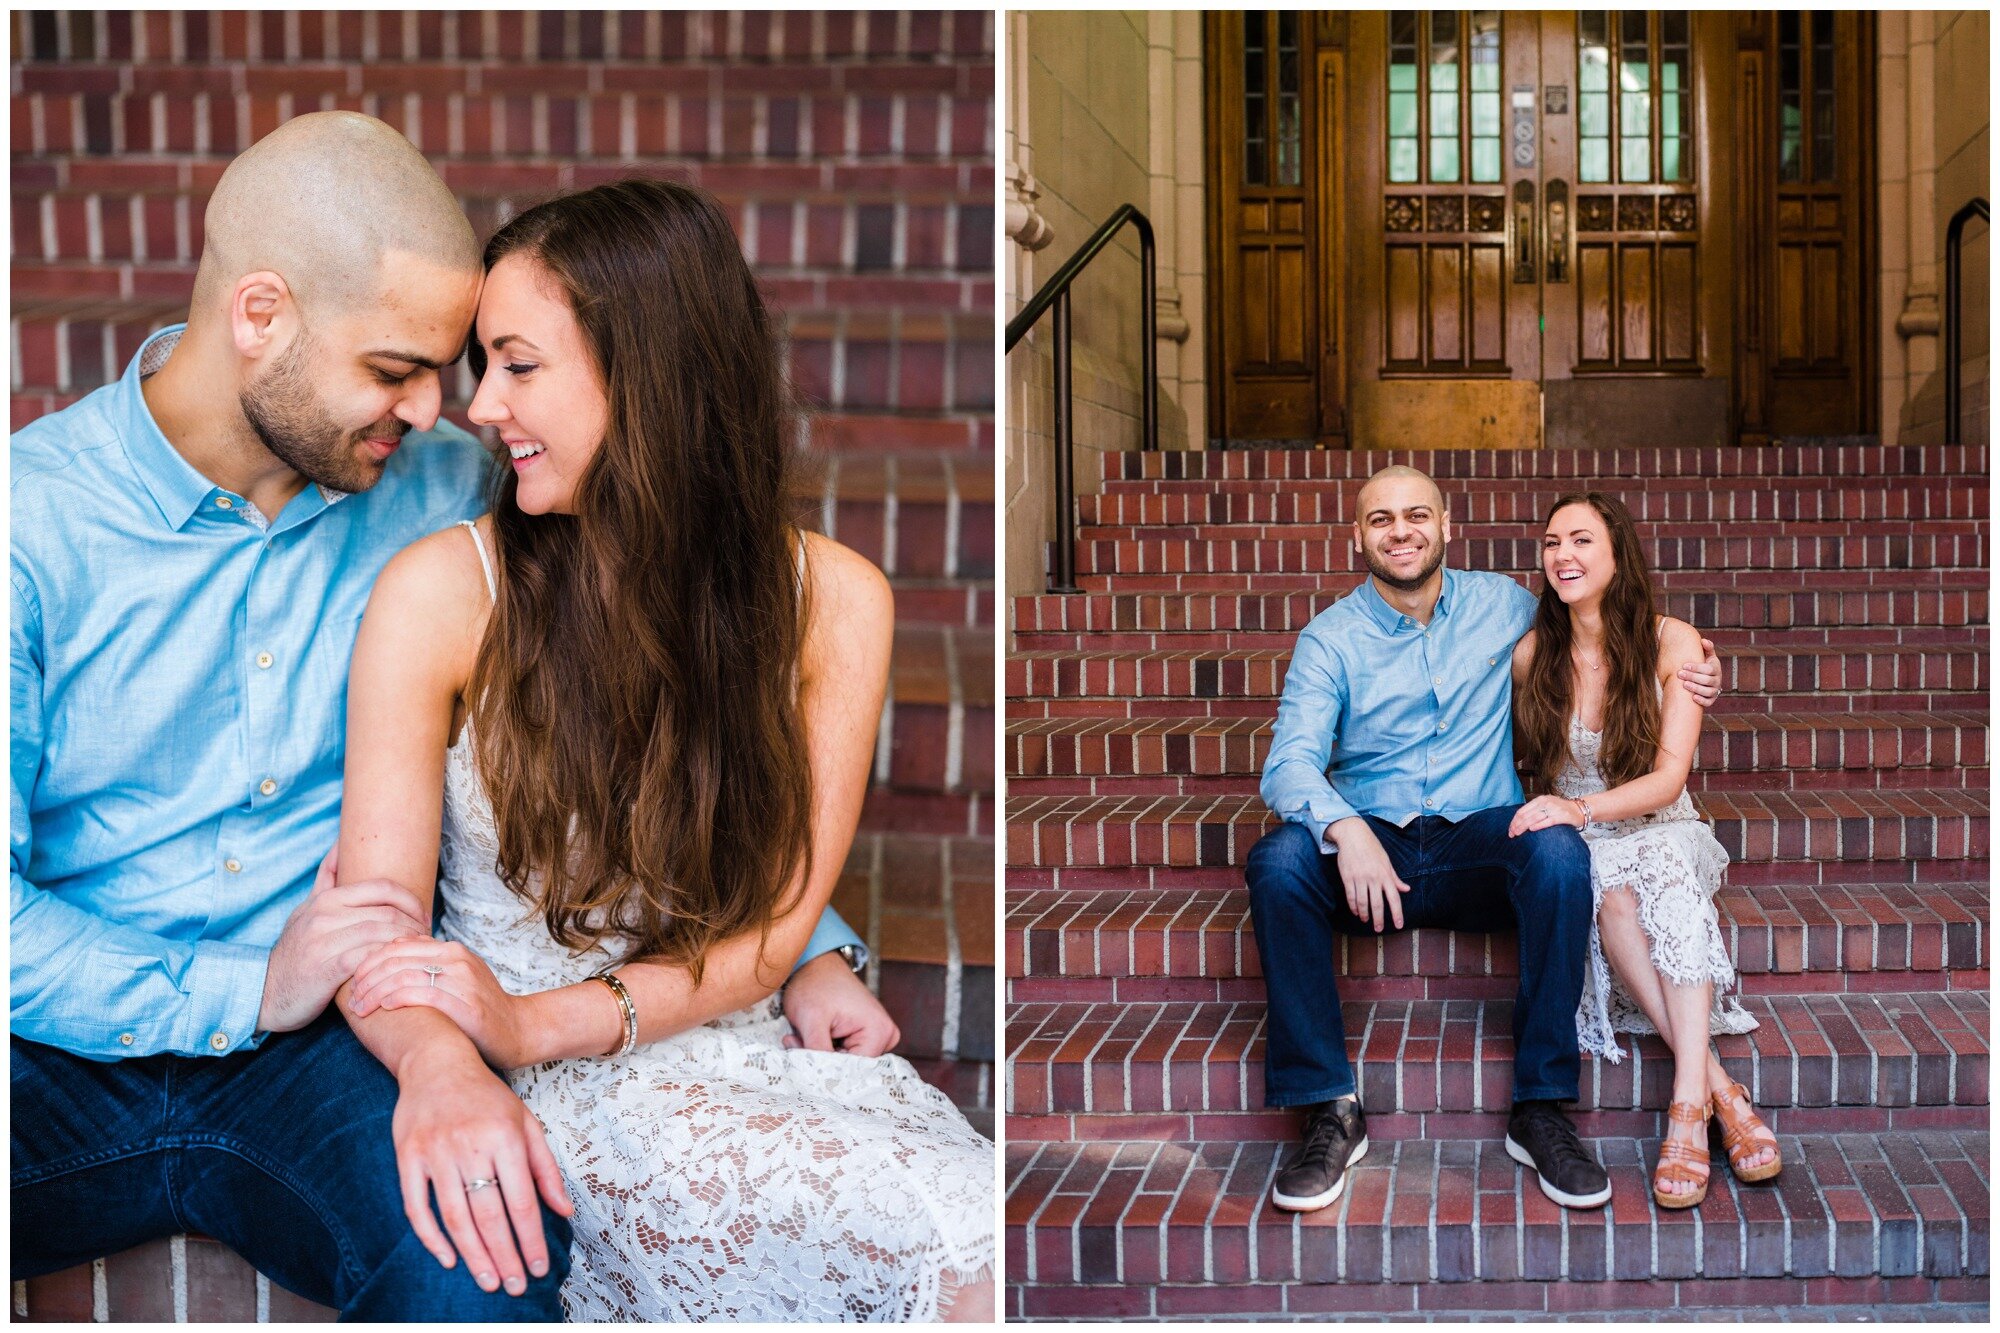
[
  {"x1": 1260, "y1": 567, "x2": 1537, "y2": 846},
  {"x1": 12, "y1": 326, "x2": 860, "y2": 1061}
]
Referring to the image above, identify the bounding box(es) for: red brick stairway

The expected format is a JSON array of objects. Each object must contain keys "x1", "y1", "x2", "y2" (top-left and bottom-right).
[{"x1": 1004, "y1": 444, "x2": 1989, "y2": 1320}]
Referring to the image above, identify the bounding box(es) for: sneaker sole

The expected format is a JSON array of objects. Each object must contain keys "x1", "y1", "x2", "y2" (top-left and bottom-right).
[
  {"x1": 1505, "y1": 1133, "x2": 1613, "y2": 1209},
  {"x1": 1269, "y1": 1136, "x2": 1370, "y2": 1213}
]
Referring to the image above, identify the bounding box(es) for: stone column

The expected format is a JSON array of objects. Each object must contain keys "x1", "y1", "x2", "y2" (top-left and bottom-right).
[{"x1": 1895, "y1": 11, "x2": 1943, "y2": 439}]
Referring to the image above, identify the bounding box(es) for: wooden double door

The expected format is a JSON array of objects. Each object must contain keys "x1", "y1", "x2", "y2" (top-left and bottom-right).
[{"x1": 1207, "y1": 11, "x2": 1876, "y2": 448}]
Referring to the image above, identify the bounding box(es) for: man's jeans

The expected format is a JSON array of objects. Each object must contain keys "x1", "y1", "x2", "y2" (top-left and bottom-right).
[
  {"x1": 11, "y1": 1011, "x2": 570, "y2": 1320},
  {"x1": 1245, "y1": 807, "x2": 1593, "y2": 1109}
]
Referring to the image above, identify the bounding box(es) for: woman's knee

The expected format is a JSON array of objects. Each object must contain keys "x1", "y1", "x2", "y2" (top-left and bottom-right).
[{"x1": 1598, "y1": 885, "x2": 1639, "y2": 928}]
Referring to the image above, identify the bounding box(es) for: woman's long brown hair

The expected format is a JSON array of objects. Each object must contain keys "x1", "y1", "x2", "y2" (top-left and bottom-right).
[
  {"x1": 1513, "y1": 492, "x2": 1662, "y2": 794},
  {"x1": 466, "y1": 179, "x2": 812, "y2": 977}
]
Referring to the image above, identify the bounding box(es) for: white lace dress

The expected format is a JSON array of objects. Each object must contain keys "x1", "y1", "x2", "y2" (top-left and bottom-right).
[
  {"x1": 432, "y1": 528, "x2": 994, "y2": 1322},
  {"x1": 1557, "y1": 713, "x2": 1757, "y2": 1064}
]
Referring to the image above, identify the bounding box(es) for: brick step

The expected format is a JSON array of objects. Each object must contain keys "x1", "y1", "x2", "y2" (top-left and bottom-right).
[
  {"x1": 1004, "y1": 992, "x2": 1989, "y2": 1122},
  {"x1": 1066, "y1": 568, "x2": 1990, "y2": 596},
  {"x1": 1004, "y1": 711, "x2": 1988, "y2": 795},
  {"x1": 878, "y1": 623, "x2": 993, "y2": 797},
  {"x1": 1008, "y1": 638, "x2": 1988, "y2": 707},
  {"x1": 1064, "y1": 524, "x2": 1989, "y2": 577},
  {"x1": 1099, "y1": 443, "x2": 1986, "y2": 482},
  {"x1": 1084, "y1": 476, "x2": 1991, "y2": 525},
  {"x1": 833, "y1": 833, "x2": 992, "y2": 1068},
  {"x1": 1005, "y1": 790, "x2": 1989, "y2": 872},
  {"x1": 1013, "y1": 575, "x2": 1989, "y2": 640},
  {"x1": 1004, "y1": 1131, "x2": 1991, "y2": 1308},
  {"x1": 1007, "y1": 883, "x2": 1989, "y2": 993}
]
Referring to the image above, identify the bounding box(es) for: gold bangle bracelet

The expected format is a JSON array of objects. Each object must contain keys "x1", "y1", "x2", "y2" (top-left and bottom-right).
[{"x1": 591, "y1": 970, "x2": 638, "y2": 1057}]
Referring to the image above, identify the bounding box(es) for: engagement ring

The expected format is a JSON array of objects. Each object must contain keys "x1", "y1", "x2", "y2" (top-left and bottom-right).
[
  {"x1": 424, "y1": 965, "x2": 445, "y2": 987},
  {"x1": 466, "y1": 1177, "x2": 496, "y2": 1193}
]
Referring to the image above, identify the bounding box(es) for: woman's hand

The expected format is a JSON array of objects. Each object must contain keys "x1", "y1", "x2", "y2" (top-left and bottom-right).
[
  {"x1": 351, "y1": 938, "x2": 532, "y2": 1070},
  {"x1": 1508, "y1": 796, "x2": 1587, "y2": 838}
]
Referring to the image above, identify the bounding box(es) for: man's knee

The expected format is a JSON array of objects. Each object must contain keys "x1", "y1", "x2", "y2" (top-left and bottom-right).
[
  {"x1": 349, "y1": 1210, "x2": 571, "y2": 1320},
  {"x1": 1245, "y1": 821, "x2": 1324, "y2": 910},
  {"x1": 1516, "y1": 826, "x2": 1592, "y2": 909}
]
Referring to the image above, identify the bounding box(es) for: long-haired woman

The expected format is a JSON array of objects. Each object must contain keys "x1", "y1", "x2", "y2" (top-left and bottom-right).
[
  {"x1": 1507, "y1": 493, "x2": 1778, "y2": 1211},
  {"x1": 333, "y1": 179, "x2": 993, "y2": 1319}
]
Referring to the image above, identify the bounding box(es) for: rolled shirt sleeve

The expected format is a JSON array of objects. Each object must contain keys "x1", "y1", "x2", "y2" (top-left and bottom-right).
[{"x1": 793, "y1": 904, "x2": 868, "y2": 974}]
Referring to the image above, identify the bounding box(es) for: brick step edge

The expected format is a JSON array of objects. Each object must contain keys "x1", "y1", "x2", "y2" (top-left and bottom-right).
[
  {"x1": 1004, "y1": 1131, "x2": 1990, "y2": 1289},
  {"x1": 833, "y1": 833, "x2": 993, "y2": 1062},
  {"x1": 1008, "y1": 882, "x2": 1990, "y2": 985},
  {"x1": 1005, "y1": 992, "x2": 1989, "y2": 1119},
  {"x1": 1008, "y1": 1281, "x2": 1991, "y2": 1322},
  {"x1": 1099, "y1": 443, "x2": 1988, "y2": 481}
]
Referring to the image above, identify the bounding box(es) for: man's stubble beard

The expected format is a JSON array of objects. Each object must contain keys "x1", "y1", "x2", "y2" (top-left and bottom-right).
[
  {"x1": 239, "y1": 330, "x2": 398, "y2": 495},
  {"x1": 1361, "y1": 537, "x2": 1446, "y2": 593}
]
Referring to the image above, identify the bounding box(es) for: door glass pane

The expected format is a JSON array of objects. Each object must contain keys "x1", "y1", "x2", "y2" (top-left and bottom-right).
[
  {"x1": 1619, "y1": 10, "x2": 1651, "y2": 183},
  {"x1": 1778, "y1": 11, "x2": 1802, "y2": 183},
  {"x1": 1578, "y1": 12, "x2": 1611, "y2": 182},
  {"x1": 1812, "y1": 11, "x2": 1836, "y2": 181},
  {"x1": 1277, "y1": 11, "x2": 1302, "y2": 186},
  {"x1": 1469, "y1": 11, "x2": 1501, "y2": 181},
  {"x1": 1388, "y1": 11, "x2": 1420, "y2": 182},
  {"x1": 1429, "y1": 10, "x2": 1459, "y2": 181},
  {"x1": 1243, "y1": 12, "x2": 1267, "y2": 185},
  {"x1": 1661, "y1": 13, "x2": 1691, "y2": 183}
]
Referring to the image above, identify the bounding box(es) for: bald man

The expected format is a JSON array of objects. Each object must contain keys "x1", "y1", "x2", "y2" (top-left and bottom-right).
[
  {"x1": 1246, "y1": 467, "x2": 1721, "y2": 1216},
  {"x1": 11, "y1": 112, "x2": 879, "y2": 1317}
]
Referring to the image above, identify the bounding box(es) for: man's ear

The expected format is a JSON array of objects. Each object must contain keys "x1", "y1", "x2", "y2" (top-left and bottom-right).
[
  {"x1": 230, "y1": 270, "x2": 296, "y2": 363},
  {"x1": 1439, "y1": 509, "x2": 1452, "y2": 544}
]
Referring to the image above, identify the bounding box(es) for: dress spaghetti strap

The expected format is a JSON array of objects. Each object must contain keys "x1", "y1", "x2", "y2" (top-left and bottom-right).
[{"x1": 458, "y1": 518, "x2": 498, "y2": 604}]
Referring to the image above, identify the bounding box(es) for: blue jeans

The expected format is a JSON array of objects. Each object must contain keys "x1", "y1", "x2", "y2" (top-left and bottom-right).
[
  {"x1": 1244, "y1": 808, "x2": 1593, "y2": 1109},
  {"x1": 11, "y1": 1011, "x2": 570, "y2": 1320}
]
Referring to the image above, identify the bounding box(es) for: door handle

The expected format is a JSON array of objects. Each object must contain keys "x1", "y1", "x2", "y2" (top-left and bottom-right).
[
  {"x1": 1546, "y1": 180, "x2": 1570, "y2": 283},
  {"x1": 1512, "y1": 180, "x2": 1537, "y2": 284}
]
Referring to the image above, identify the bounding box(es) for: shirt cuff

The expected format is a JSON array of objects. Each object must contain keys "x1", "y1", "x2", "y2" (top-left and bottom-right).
[
  {"x1": 1304, "y1": 796, "x2": 1359, "y2": 852},
  {"x1": 182, "y1": 939, "x2": 273, "y2": 1056},
  {"x1": 792, "y1": 907, "x2": 868, "y2": 975}
]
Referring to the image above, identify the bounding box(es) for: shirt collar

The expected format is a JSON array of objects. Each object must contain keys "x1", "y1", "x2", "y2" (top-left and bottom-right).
[
  {"x1": 1358, "y1": 565, "x2": 1457, "y2": 635},
  {"x1": 120, "y1": 325, "x2": 352, "y2": 533}
]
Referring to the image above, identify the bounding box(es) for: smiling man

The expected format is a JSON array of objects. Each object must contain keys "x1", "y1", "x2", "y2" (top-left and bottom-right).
[
  {"x1": 11, "y1": 112, "x2": 883, "y2": 1317},
  {"x1": 1245, "y1": 465, "x2": 1721, "y2": 1217}
]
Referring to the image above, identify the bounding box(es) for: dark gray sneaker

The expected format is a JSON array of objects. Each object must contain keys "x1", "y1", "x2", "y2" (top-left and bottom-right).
[
  {"x1": 1270, "y1": 1096, "x2": 1369, "y2": 1212},
  {"x1": 1506, "y1": 1099, "x2": 1612, "y2": 1208}
]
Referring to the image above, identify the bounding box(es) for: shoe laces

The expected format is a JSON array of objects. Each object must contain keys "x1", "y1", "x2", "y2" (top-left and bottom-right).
[
  {"x1": 1520, "y1": 1103, "x2": 1593, "y2": 1171},
  {"x1": 1295, "y1": 1101, "x2": 1356, "y2": 1170}
]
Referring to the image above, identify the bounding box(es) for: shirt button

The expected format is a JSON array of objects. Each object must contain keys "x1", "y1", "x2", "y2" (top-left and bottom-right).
[
  {"x1": 1438, "y1": 723, "x2": 1448, "y2": 733},
  {"x1": 210, "y1": 1032, "x2": 230, "y2": 1051},
  {"x1": 259, "y1": 778, "x2": 278, "y2": 797},
  {"x1": 1425, "y1": 798, "x2": 1436, "y2": 808},
  {"x1": 215, "y1": 496, "x2": 233, "y2": 510},
  {"x1": 1433, "y1": 676, "x2": 1443, "y2": 686},
  {"x1": 1489, "y1": 657, "x2": 1497, "y2": 666},
  {"x1": 256, "y1": 652, "x2": 273, "y2": 669},
  {"x1": 119, "y1": 1032, "x2": 135, "y2": 1046},
  {"x1": 224, "y1": 857, "x2": 242, "y2": 873}
]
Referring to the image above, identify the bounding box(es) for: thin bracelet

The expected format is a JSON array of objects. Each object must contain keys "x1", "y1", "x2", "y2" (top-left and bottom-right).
[
  {"x1": 1575, "y1": 798, "x2": 1594, "y2": 830},
  {"x1": 591, "y1": 970, "x2": 638, "y2": 1057}
]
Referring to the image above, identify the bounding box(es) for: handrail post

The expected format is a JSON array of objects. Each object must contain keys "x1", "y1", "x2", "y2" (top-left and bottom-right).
[
  {"x1": 1944, "y1": 197, "x2": 1988, "y2": 447},
  {"x1": 1140, "y1": 221, "x2": 1157, "y2": 454},
  {"x1": 1050, "y1": 287, "x2": 1080, "y2": 594}
]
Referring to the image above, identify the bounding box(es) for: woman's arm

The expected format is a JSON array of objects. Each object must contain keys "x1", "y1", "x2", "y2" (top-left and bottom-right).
[
  {"x1": 357, "y1": 532, "x2": 895, "y2": 1067},
  {"x1": 1510, "y1": 629, "x2": 1536, "y2": 691},
  {"x1": 335, "y1": 522, "x2": 573, "y2": 1292},
  {"x1": 1564, "y1": 616, "x2": 1706, "y2": 824}
]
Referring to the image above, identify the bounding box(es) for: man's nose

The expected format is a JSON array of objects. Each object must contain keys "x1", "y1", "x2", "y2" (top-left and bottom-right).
[{"x1": 398, "y1": 374, "x2": 444, "y2": 433}]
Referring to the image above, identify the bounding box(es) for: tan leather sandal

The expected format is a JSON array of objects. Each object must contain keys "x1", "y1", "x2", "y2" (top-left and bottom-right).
[
  {"x1": 1711, "y1": 1080, "x2": 1783, "y2": 1183},
  {"x1": 1652, "y1": 1100, "x2": 1711, "y2": 1210}
]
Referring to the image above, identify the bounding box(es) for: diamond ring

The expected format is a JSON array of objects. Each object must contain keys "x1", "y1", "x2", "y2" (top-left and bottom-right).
[
  {"x1": 465, "y1": 1177, "x2": 496, "y2": 1193},
  {"x1": 424, "y1": 965, "x2": 445, "y2": 988}
]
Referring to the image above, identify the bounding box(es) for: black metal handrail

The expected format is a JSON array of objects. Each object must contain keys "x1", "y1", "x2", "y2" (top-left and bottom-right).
[
  {"x1": 1944, "y1": 196, "x2": 1988, "y2": 446},
  {"x1": 1005, "y1": 203, "x2": 1157, "y2": 594}
]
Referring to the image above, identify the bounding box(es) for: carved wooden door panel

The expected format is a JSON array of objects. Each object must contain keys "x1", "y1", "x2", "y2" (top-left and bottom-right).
[{"x1": 1349, "y1": 10, "x2": 1733, "y2": 450}]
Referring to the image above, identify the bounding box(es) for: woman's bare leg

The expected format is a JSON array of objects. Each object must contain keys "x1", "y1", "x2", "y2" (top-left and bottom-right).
[
  {"x1": 1598, "y1": 887, "x2": 1710, "y2": 1198},
  {"x1": 941, "y1": 1275, "x2": 994, "y2": 1323}
]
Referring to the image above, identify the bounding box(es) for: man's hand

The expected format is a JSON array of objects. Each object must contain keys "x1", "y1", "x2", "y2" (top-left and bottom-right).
[
  {"x1": 1326, "y1": 817, "x2": 1408, "y2": 934},
  {"x1": 782, "y1": 951, "x2": 900, "y2": 1056},
  {"x1": 392, "y1": 1055, "x2": 574, "y2": 1297},
  {"x1": 258, "y1": 846, "x2": 432, "y2": 1032},
  {"x1": 1677, "y1": 637, "x2": 1723, "y2": 709},
  {"x1": 348, "y1": 937, "x2": 534, "y2": 1070}
]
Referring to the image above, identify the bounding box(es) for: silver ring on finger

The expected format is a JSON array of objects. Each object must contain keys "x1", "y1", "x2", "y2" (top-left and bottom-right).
[
  {"x1": 425, "y1": 964, "x2": 445, "y2": 988},
  {"x1": 465, "y1": 1176, "x2": 496, "y2": 1193}
]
